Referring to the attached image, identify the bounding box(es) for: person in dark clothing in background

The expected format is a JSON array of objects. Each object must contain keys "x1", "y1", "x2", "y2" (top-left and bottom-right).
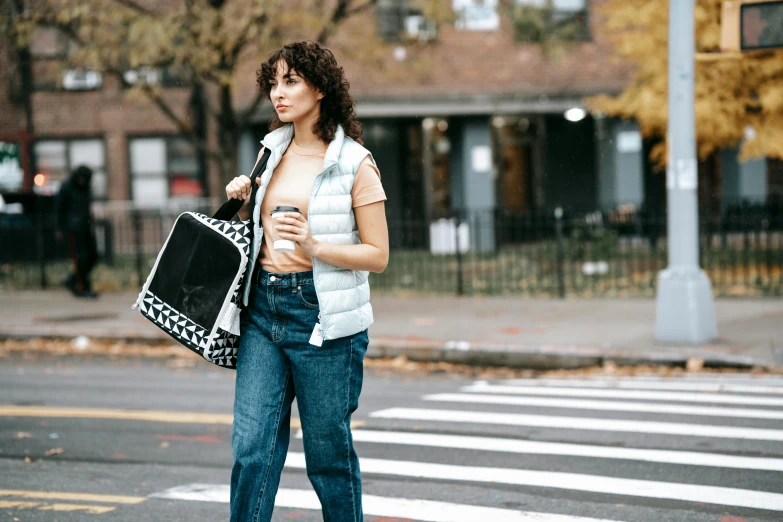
[{"x1": 55, "y1": 165, "x2": 98, "y2": 298}]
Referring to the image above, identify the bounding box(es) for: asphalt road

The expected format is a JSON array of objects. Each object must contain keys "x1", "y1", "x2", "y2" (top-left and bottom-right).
[{"x1": 1, "y1": 354, "x2": 782, "y2": 521}]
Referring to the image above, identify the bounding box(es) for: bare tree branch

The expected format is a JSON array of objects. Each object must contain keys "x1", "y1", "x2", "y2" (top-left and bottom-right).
[
  {"x1": 237, "y1": 89, "x2": 268, "y2": 129},
  {"x1": 56, "y1": 22, "x2": 220, "y2": 161},
  {"x1": 108, "y1": 0, "x2": 154, "y2": 15},
  {"x1": 316, "y1": 0, "x2": 350, "y2": 44},
  {"x1": 344, "y1": 0, "x2": 377, "y2": 17},
  {"x1": 227, "y1": 12, "x2": 268, "y2": 66},
  {"x1": 138, "y1": 82, "x2": 223, "y2": 163},
  {"x1": 21, "y1": 0, "x2": 377, "y2": 181}
]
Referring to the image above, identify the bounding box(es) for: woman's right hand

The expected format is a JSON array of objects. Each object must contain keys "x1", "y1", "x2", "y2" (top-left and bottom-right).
[{"x1": 226, "y1": 175, "x2": 252, "y2": 203}]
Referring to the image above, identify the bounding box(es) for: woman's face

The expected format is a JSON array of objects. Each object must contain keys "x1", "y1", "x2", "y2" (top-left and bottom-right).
[{"x1": 269, "y1": 61, "x2": 323, "y2": 124}]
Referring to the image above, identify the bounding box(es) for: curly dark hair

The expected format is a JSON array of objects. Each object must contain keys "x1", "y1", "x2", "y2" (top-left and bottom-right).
[{"x1": 257, "y1": 41, "x2": 362, "y2": 144}]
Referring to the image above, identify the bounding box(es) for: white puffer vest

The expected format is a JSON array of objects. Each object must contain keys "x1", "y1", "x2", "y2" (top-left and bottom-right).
[{"x1": 240, "y1": 124, "x2": 375, "y2": 340}]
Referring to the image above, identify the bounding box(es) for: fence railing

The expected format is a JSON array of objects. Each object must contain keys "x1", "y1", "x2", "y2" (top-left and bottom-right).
[{"x1": 2, "y1": 200, "x2": 782, "y2": 297}]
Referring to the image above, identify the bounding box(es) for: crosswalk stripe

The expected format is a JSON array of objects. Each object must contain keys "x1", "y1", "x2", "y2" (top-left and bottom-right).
[
  {"x1": 286, "y1": 452, "x2": 783, "y2": 511},
  {"x1": 461, "y1": 382, "x2": 783, "y2": 407},
  {"x1": 500, "y1": 378, "x2": 783, "y2": 395},
  {"x1": 600, "y1": 374, "x2": 783, "y2": 383},
  {"x1": 423, "y1": 393, "x2": 783, "y2": 420},
  {"x1": 149, "y1": 484, "x2": 625, "y2": 522},
  {"x1": 345, "y1": 429, "x2": 783, "y2": 471},
  {"x1": 369, "y1": 407, "x2": 783, "y2": 441}
]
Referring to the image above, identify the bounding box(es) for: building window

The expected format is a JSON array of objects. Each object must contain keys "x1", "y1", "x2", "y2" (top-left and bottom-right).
[
  {"x1": 33, "y1": 139, "x2": 108, "y2": 199},
  {"x1": 129, "y1": 136, "x2": 202, "y2": 206},
  {"x1": 122, "y1": 64, "x2": 189, "y2": 88},
  {"x1": 377, "y1": 0, "x2": 438, "y2": 42},
  {"x1": 453, "y1": 0, "x2": 500, "y2": 31},
  {"x1": 511, "y1": 0, "x2": 590, "y2": 43},
  {"x1": 0, "y1": 142, "x2": 24, "y2": 192},
  {"x1": 61, "y1": 69, "x2": 103, "y2": 91}
]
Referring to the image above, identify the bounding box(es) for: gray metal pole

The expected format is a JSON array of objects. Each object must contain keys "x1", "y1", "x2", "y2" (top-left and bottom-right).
[{"x1": 654, "y1": 0, "x2": 717, "y2": 344}]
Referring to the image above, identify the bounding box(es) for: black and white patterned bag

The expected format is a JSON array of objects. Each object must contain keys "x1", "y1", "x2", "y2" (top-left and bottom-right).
[{"x1": 131, "y1": 150, "x2": 270, "y2": 369}]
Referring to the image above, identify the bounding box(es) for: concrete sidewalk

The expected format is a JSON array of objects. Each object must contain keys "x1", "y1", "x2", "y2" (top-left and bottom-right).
[{"x1": 1, "y1": 290, "x2": 781, "y2": 369}]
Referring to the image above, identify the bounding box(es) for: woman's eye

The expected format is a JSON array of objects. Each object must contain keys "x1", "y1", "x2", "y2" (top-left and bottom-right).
[{"x1": 287, "y1": 79, "x2": 296, "y2": 85}]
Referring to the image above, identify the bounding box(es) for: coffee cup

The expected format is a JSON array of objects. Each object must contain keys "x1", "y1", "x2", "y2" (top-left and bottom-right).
[{"x1": 271, "y1": 206, "x2": 301, "y2": 253}]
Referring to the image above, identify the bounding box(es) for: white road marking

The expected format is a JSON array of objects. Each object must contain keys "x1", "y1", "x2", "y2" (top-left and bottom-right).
[
  {"x1": 283, "y1": 453, "x2": 783, "y2": 512},
  {"x1": 148, "y1": 484, "x2": 625, "y2": 522},
  {"x1": 344, "y1": 429, "x2": 783, "y2": 472},
  {"x1": 575, "y1": 375, "x2": 783, "y2": 383},
  {"x1": 369, "y1": 407, "x2": 783, "y2": 441},
  {"x1": 423, "y1": 393, "x2": 783, "y2": 420},
  {"x1": 500, "y1": 378, "x2": 783, "y2": 395},
  {"x1": 461, "y1": 382, "x2": 783, "y2": 407}
]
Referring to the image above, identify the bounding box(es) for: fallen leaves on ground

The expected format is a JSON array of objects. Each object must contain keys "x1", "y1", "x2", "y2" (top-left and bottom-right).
[
  {"x1": 44, "y1": 448, "x2": 64, "y2": 457},
  {"x1": 12, "y1": 432, "x2": 32, "y2": 440},
  {"x1": 686, "y1": 357, "x2": 705, "y2": 371},
  {"x1": 0, "y1": 338, "x2": 201, "y2": 362},
  {"x1": 364, "y1": 355, "x2": 783, "y2": 379},
  {"x1": 3, "y1": 339, "x2": 781, "y2": 379}
]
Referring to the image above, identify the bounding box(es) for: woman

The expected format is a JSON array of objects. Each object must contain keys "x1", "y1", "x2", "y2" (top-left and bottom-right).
[{"x1": 224, "y1": 41, "x2": 389, "y2": 522}]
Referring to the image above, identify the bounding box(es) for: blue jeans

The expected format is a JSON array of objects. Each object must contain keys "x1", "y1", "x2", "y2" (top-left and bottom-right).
[{"x1": 230, "y1": 268, "x2": 368, "y2": 522}]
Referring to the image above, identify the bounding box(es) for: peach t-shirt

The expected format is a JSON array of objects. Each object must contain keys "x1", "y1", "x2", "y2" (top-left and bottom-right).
[{"x1": 259, "y1": 139, "x2": 386, "y2": 273}]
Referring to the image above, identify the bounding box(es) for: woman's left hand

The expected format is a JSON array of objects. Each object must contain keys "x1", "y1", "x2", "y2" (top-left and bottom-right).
[{"x1": 275, "y1": 213, "x2": 319, "y2": 257}]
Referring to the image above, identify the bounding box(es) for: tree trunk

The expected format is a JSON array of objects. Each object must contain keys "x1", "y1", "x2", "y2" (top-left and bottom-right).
[
  {"x1": 216, "y1": 77, "x2": 239, "y2": 192},
  {"x1": 219, "y1": 139, "x2": 238, "y2": 187}
]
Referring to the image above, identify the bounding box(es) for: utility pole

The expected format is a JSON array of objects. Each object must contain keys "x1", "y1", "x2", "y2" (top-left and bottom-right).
[{"x1": 655, "y1": 0, "x2": 718, "y2": 344}]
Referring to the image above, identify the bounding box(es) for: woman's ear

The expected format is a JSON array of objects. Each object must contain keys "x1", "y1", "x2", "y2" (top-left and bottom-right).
[{"x1": 316, "y1": 90, "x2": 324, "y2": 101}]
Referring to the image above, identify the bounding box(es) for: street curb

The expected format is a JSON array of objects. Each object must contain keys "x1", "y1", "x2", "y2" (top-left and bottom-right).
[
  {"x1": 366, "y1": 337, "x2": 770, "y2": 370},
  {"x1": 1, "y1": 331, "x2": 774, "y2": 370},
  {"x1": 0, "y1": 329, "x2": 169, "y2": 344}
]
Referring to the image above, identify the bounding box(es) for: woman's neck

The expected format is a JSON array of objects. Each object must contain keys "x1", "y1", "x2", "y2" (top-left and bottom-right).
[{"x1": 292, "y1": 110, "x2": 326, "y2": 150}]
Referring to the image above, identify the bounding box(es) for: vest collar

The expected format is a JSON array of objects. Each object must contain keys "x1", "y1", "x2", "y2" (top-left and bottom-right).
[
  {"x1": 260, "y1": 123, "x2": 345, "y2": 172},
  {"x1": 323, "y1": 124, "x2": 345, "y2": 170},
  {"x1": 260, "y1": 124, "x2": 294, "y2": 163}
]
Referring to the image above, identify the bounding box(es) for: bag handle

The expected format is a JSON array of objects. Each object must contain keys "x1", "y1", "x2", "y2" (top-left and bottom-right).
[{"x1": 213, "y1": 148, "x2": 271, "y2": 221}]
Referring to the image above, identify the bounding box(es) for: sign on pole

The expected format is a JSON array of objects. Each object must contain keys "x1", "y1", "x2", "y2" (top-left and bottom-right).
[{"x1": 722, "y1": 0, "x2": 783, "y2": 51}]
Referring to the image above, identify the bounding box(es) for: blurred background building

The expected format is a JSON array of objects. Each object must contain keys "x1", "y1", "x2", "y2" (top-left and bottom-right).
[
  {"x1": 1, "y1": 0, "x2": 781, "y2": 296},
  {"x1": 2, "y1": 1, "x2": 780, "y2": 217}
]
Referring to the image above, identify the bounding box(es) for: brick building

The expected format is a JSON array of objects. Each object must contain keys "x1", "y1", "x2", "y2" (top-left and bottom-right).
[
  {"x1": 239, "y1": 0, "x2": 643, "y2": 242},
  {"x1": 1, "y1": 0, "x2": 779, "y2": 235}
]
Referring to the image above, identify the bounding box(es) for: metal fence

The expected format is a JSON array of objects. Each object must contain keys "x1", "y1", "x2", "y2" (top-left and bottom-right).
[
  {"x1": 373, "y1": 204, "x2": 783, "y2": 297},
  {"x1": 2, "y1": 199, "x2": 782, "y2": 297}
]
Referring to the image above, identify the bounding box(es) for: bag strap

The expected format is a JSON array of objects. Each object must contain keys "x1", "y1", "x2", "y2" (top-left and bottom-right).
[{"x1": 213, "y1": 148, "x2": 271, "y2": 221}]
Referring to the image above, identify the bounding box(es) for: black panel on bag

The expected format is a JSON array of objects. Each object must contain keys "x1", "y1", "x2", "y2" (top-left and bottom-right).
[{"x1": 148, "y1": 214, "x2": 241, "y2": 329}]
